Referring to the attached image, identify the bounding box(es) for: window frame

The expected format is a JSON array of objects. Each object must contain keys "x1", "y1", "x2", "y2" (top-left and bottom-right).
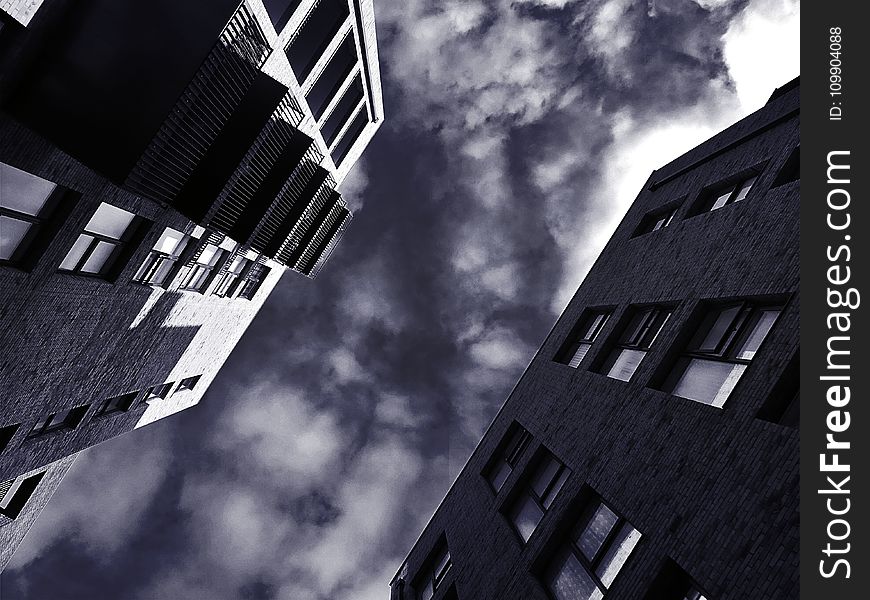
[
  {"x1": 94, "y1": 392, "x2": 138, "y2": 417},
  {"x1": 598, "y1": 306, "x2": 673, "y2": 382},
  {"x1": 144, "y1": 382, "x2": 174, "y2": 403},
  {"x1": 632, "y1": 202, "x2": 681, "y2": 237},
  {"x1": 483, "y1": 422, "x2": 533, "y2": 493},
  {"x1": 177, "y1": 375, "x2": 202, "y2": 392},
  {"x1": 691, "y1": 166, "x2": 765, "y2": 216},
  {"x1": 132, "y1": 227, "x2": 190, "y2": 286},
  {"x1": 504, "y1": 449, "x2": 571, "y2": 544},
  {"x1": 558, "y1": 309, "x2": 612, "y2": 368},
  {"x1": 27, "y1": 404, "x2": 90, "y2": 438},
  {"x1": 412, "y1": 537, "x2": 453, "y2": 600},
  {"x1": 58, "y1": 202, "x2": 143, "y2": 279},
  {"x1": 0, "y1": 164, "x2": 64, "y2": 268},
  {"x1": 0, "y1": 471, "x2": 47, "y2": 520},
  {"x1": 237, "y1": 261, "x2": 270, "y2": 300},
  {"x1": 179, "y1": 243, "x2": 225, "y2": 292},
  {"x1": 542, "y1": 494, "x2": 642, "y2": 600},
  {"x1": 661, "y1": 300, "x2": 784, "y2": 408},
  {"x1": 212, "y1": 254, "x2": 251, "y2": 297}
]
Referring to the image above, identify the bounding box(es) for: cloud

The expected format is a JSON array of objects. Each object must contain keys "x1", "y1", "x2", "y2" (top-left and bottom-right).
[{"x1": 8, "y1": 427, "x2": 171, "y2": 568}]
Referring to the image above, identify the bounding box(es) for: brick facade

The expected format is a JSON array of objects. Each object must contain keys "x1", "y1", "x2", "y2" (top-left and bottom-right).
[{"x1": 393, "y1": 81, "x2": 800, "y2": 600}]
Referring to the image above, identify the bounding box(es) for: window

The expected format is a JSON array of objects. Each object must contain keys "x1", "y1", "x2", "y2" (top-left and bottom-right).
[
  {"x1": 132, "y1": 227, "x2": 190, "y2": 286},
  {"x1": 178, "y1": 375, "x2": 202, "y2": 392},
  {"x1": 413, "y1": 538, "x2": 453, "y2": 600},
  {"x1": 94, "y1": 392, "x2": 138, "y2": 417},
  {"x1": 558, "y1": 310, "x2": 611, "y2": 368},
  {"x1": 0, "y1": 471, "x2": 46, "y2": 520},
  {"x1": 543, "y1": 495, "x2": 641, "y2": 600},
  {"x1": 598, "y1": 306, "x2": 672, "y2": 382},
  {"x1": 144, "y1": 382, "x2": 174, "y2": 402},
  {"x1": 179, "y1": 243, "x2": 224, "y2": 292},
  {"x1": 661, "y1": 301, "x2": 782, "y2": 407},
  {"x1": 695, "y1": 171, "x2": 759, "y2": 214},
  {"x1": 771, "y1": 146, "x2": 799, "y2": 188},
  {"x1": 238, "y1": 262, "x2": 270, "y2": 300},
  {"x1": 484, "y1": 422, "x2": 533, "y2": 493},
  {"x1": 506, "y1": 450, "x2": 570, "y2": 543},
  {"x1": 28, "y1": 404, "x2": 90, "y2": 438},
  {"x1": 59, "y1": 202, "x2": 139, "y2": 277},
  {"x1": 1, "y1": 162, "x2": 59, "y2": 264},
  {"x1": 213, "y1": 255, "x2": 250, "y2": 297},
  {"x1": 0, "y1": 424, "x2": 19, "y2": 454},
  {"x1": 633, "y1": 204, "x2": 678, "y2": 236},
  {"x1": 642, "y1": 559, "x2": 710, "y2": 600}
]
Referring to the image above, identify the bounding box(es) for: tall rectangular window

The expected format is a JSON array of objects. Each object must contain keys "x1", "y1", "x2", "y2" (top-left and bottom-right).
[
  {"x1": 661, "y1": 301, "x2": 782, "y2": 407},
  {"x1": 238, "y1": 262, "x2": 270, "y2": 300},
  {"x1": 1, "y1": 162, "x2": 59, "y2": 265},
  {"x1": 59, "y1": 202, "x2": 140, "y2": 277},
  {"x1": 484, "y1": 422, "x2": 533, "y2": 493},
  {"x1": 543, "y1": 494, "x2": 642, "y2": 600},
  {"x1": 179, "y1": 243, "x2": 225, "y2": 292},
  {"x1": 413, "y1": 537, "x2": 453, "y2": 600},
  {"x1": 557, "y1": 310, "x2": 611, "y2": 368},
  {"x1": 505, "y1": 450, "x2": 570, "y2": 543},
  {"x1": 132, "y1": 227, "x2": 190, "y2": 286},
  {"x1": 598, "y1": 306, "x2": 672, "y2": 382},
  {"x1": 28, "y1": 404, "x2": 90, "y2": 438},
  {"x1": 213, "y1": 255, "x2": 251, "y2": 297}
]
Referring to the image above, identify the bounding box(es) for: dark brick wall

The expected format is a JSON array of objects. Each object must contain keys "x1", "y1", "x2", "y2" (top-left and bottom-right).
[
  {"x1": 0, "y1": 114, "x2": 283, "y2": 484},
  {"x1": 394, "y1": 86, "x2": 799, "y2": 600}
]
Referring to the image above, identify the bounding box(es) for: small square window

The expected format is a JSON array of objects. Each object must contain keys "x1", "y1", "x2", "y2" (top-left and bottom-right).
[
  {"x1": 95, "y1": 392, "x2": 138, "y2": 417},
  {"x1": 557, "y1": 310, "x2": 612, "y2": 368},
  {"x1": 144, "y1": 382, "x2": 174, "y2": 402},
  {"x1": 659, "y1": 300, "x2": 782, "y2": 407},
  {"x1": 178, "y1": 375, "x2": 202, "y2": 392},
  {"x1": 542, "y1": 493, "x2": 641, "y2": 600},
  {"x1": 28, "y1": 404, "x2": 90, "y2": 438},
  {"x1": 504, "y1": 450, "x2": 570, "y2": 543},
  {"x1": 484, "y1": 422, "x2": 533, "y2": 493}
]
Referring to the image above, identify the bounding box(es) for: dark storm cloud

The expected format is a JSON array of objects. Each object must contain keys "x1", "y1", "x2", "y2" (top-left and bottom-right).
[{"x1": 3, "y1": 1, "x2": 798, "y2": 598}]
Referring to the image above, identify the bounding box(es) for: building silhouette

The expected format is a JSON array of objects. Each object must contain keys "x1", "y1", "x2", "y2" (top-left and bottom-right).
[
  {"x1": 391, "y1": 79, "x2": 799, "y2": 600},
  {"x1": 0, "y1": 0, "x2": 382, "y2": 569}
]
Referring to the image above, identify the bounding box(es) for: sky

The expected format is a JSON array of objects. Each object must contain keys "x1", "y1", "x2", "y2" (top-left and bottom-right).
[{"x1": 2, "y1": 0, "x2": 798, "y2": 598}]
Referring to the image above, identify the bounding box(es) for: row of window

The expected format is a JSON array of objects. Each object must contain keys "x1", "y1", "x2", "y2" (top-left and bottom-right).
[
  {"x1": 633, "y1": 146, "x2": 799, "y2": 237},
  {"x1": 0, "y1": 162, "x2": 270, "y2": 299},
  {"x1": 0, "y1": 375, "x2": 202, "y2": 524},
  {"x1": 555, "y1": 297, "x2": 798, "y2": 426},
  {"x1": 411, "y1": 425, "x2": 709, "y2": 600}
]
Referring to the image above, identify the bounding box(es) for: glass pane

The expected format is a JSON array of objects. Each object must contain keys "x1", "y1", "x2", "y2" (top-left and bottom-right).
[
  {"x1": 710, "y1": 189, "x2": 732, "y2": 211},
  {"x1": 606, "y1": 349, "x2": 646, "y2": 382},
  {"x1": 673, "y1": 359, "x2": 746, "y2": 407},
  {"x1": 595, "y1": 522, "x2": 642, "y2": 587},
  {"x1": 0, "y1": 163, "x2": 56, "y2": 215},
  {"x1": 418, "y1": 578, "x2": 433, "y2": 600},
  {"x1": 155, "y1": 227, "x2": 187, "y2": 256},
  {"x1": 545, "y1": 547, "x2": 603, "y2": 600},
  {"x1": 228, "y1": 256, "x2": 246, "y2": 275},
  {"x1": 541, "y1": 466, "x2": 569, "y2": 509},
  {"x1": 583, "y1": 314, "x2": 606, "y2": 340},
  {"x1": 733, "y1": 176, "x2": 756, "y2": 202},
  {"x1": 151, "y1": 259, "x2": 175, "y2": 285},
  {"x1": 85, "y1": 202, "x2": 135, "y2": 239},
  {"x1": 576, "y1": 501, "x2": 619, "y2": 561},
  {"x1": 736, "y1": 309, "x2": 780, "y2": 359},
  {"x1": 510, "y1": 494, "x2": 544, "y2": 542},
  {"x1": 433, "y1": 549, "x2": 451, "y2": 582},
  {"x1": 0, "y1": 216, "x2": 32, "y2": 260},
  {"x1": 80, "y1": 240, "x2": 117, "y2": 274},
  {"x1": 697, "y1": 305, "x2": 741, "y2": 353},
  {"x1": 568, "y1": 343, "x2": 591, "y2": 368},
  {"x1": 59, "y1": 234, "x2": 93, "y2": 270},
  {"x1": 488, "y1": 460, "x2": 511, "y2": 492},
  {"x1": 531, "y1": 456, "x2": 561, "y2": 499},
  {"x1": 197, "y1": 244, "x2": 221, "y2": 266}
]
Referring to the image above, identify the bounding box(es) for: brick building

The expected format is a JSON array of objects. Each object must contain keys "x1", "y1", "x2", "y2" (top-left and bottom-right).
[
  {"x1": 0, "y1": 0, "x2": 383, "y2": 569},
  {"x1": 391, "y1": 80, "x2": 799, "y2": 600}
]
